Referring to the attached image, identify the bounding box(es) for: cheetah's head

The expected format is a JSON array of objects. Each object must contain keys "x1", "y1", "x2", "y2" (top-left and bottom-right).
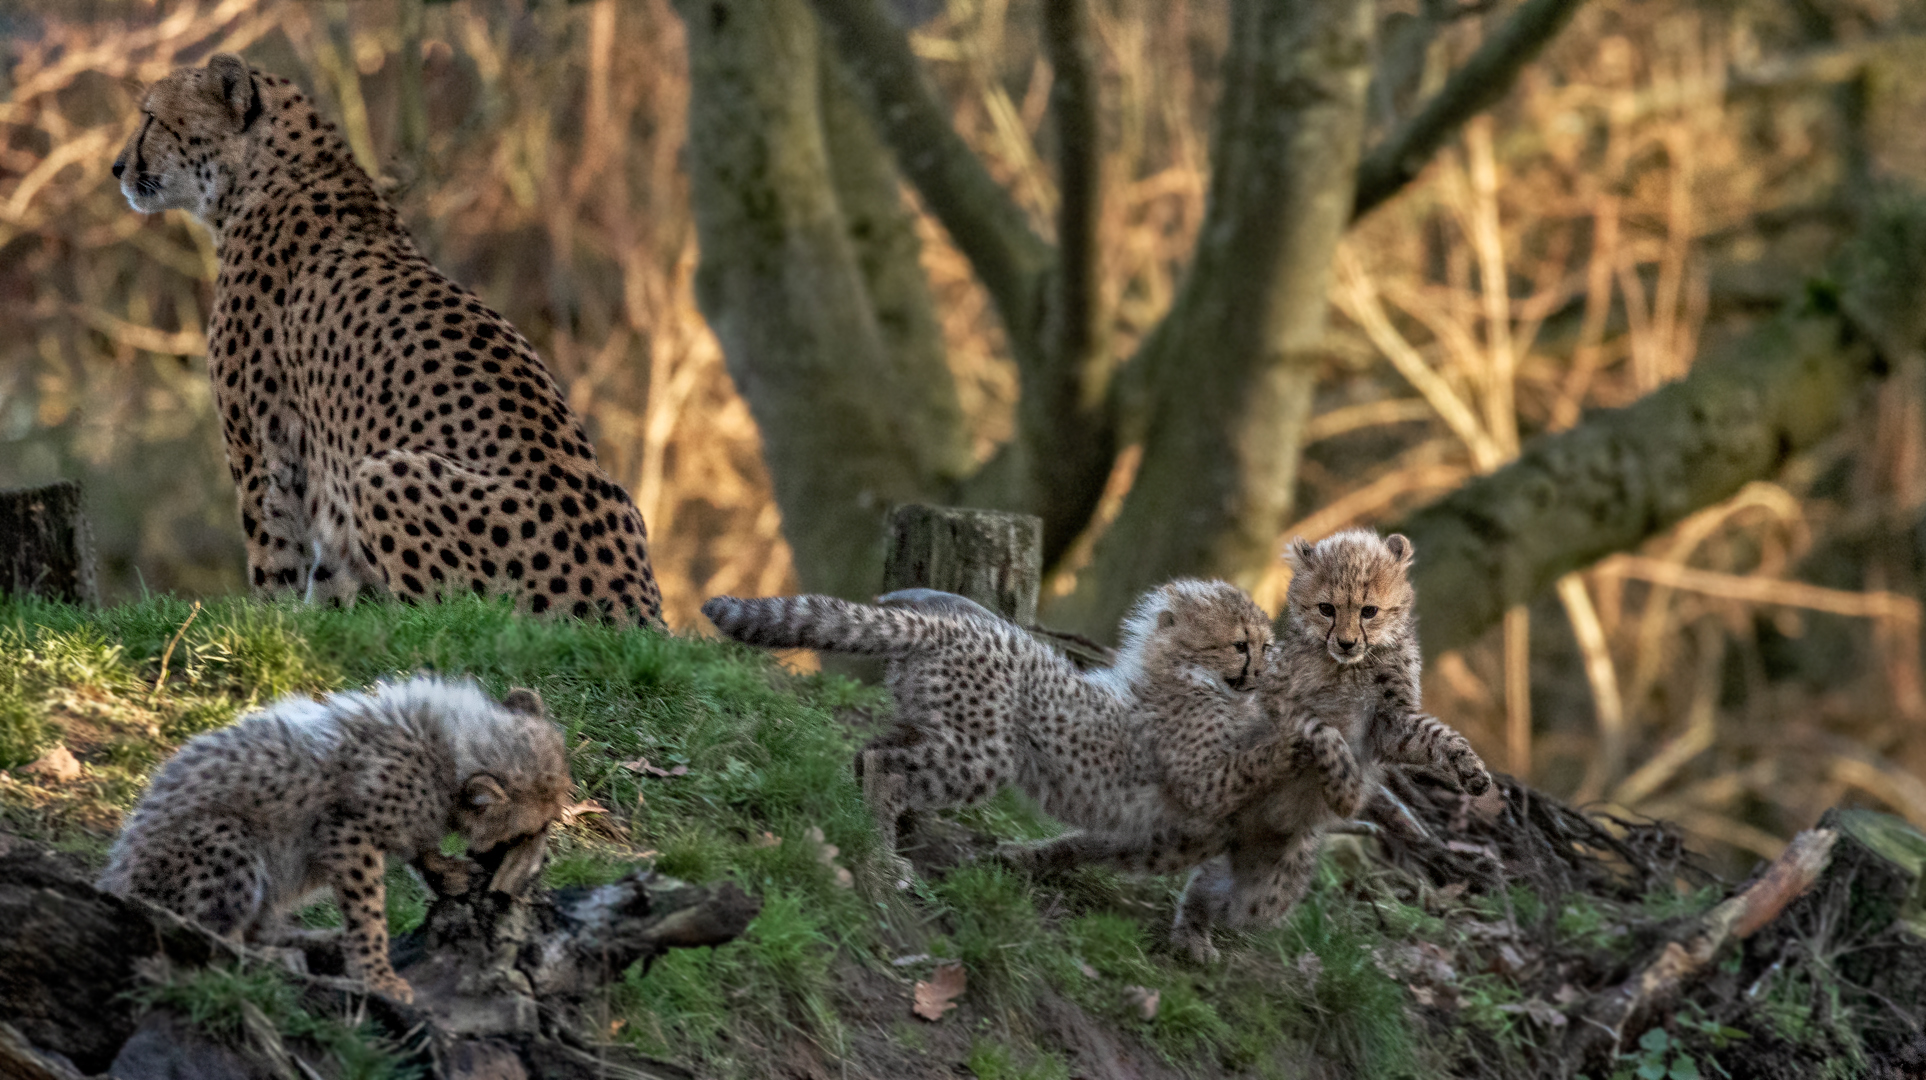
[
  {"x1": 1126, "y1": 579, "x2": 1273, "y2": 692},
  {"x1": 453, "y1": 688, "x2": 573, "y2": 894},
  {"x1": 112, "y1": 54, "x2": 275, "y2": 219},
  {"x1": 1285, "y1": 530, "x2": 1416, "y2": 665}
]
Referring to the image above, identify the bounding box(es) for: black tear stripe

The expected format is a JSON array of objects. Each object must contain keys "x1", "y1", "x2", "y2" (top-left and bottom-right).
[
  {"x1": 131, "y1": 115, "x2": 152, "y2": 178},
  {"x1": 241, "y1": 71, "x2": 263, "y2": 131}
]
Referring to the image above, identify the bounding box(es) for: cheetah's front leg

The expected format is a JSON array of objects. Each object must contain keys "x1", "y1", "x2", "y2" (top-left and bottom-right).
[
  {"x1": 317, "y1": 824, "x2": 412, "y2": 1003},
  {"x1": 1295, "y1": 721, "x2": 1367, "y2": 819},
  {"x1": 1374, "y1": 710, "x2": 1491, "y2": 795}
]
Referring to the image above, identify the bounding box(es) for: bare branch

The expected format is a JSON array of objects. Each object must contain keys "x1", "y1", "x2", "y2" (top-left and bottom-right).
[
  {"x1": 1041, "y1": 0, "x2": 1101, "y2": 378},
  {"x1": 807, "y1": 0, "x2": 1055, "y2": 342},
  {"x1": 1352, "y1": 0, "x2": 1588, "y2": 220},
  {"x1": 1397, "y1": 311, "x2": 1878, "y2": 658}
]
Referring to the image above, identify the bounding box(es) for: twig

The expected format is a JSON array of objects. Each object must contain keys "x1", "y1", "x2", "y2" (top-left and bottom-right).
[
  {"x1": 1352, "y1": 0, "x2": 1590, "y2": 219},
  {"x1": 152, "y1": 600, "x2": 201, "y2": 696}
]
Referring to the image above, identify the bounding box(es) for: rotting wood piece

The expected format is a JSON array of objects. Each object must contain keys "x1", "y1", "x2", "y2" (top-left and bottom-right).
[
  {"x1": 1562, "y1": 827, "x2": 1839, "y2": 1067},
  {"x1": 0, "y1": 481, "x2": 98, "y2": 606},
  {"x1": 0, "y1": 834, "x2": 756, "y2": 1079}
]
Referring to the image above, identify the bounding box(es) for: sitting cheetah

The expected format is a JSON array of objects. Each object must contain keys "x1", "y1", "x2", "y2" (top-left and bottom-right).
[
  {"x1": 112, "y1": 54, "x2": 662, "y2": 625},
  {"x1": 1165, "y1": 531, "x2": 1493, "y2": 960},
  {"x1": 701, "y1": 580, "x2": 1272, "y2": 884},
  {"x1": 97, "y1": 677, "x2": 571, "y2": 1003}
]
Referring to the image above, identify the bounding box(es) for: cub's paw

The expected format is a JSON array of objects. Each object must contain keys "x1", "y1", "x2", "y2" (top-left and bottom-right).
[
  {"x1": 365, "y1": 972, "x2": 416, "y2": 1005},
  {"x1": 1321, "y1": 772, "x2": 1366, "y2": 820},
  {"x1": 1171, "y1": 926, "x2": 1222, "y2": 966},
  {"x1": 1452, "y1": 750, "x2": 1492, "y2": 796}
]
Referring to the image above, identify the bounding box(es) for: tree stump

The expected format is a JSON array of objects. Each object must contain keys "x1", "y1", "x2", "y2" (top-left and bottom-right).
[
  {"x1": 0, "y1": 481, "x2": 99, "y2": 606},
  {"x1": 881, "y1": 504, "x2": 1041, "y2": 625}
]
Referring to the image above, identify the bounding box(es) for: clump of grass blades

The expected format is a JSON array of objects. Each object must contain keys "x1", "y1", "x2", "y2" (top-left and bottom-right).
[{"x1": 131, "y1": 962, "x2": 417, "y2": 1080}]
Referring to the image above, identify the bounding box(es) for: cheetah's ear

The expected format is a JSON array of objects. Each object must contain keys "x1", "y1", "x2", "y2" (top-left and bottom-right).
[
  {"x1": 463, "y1": 774, "x2": 507, "y2": 809},
  {"x1": 501, "y1": 688, "x2": 546, "y2": 718},
  {"x1": 204, "y1": 54, "x2": 259, "y2": 131},
  {"x1": 1157, "y1": 609, "x2": 1177, "y2": 631},
  {"x1": 1383, "y1": 534, "x2": 1414, "y2": 566},
  {"x1": 1285, "y1": 537, "x2": 1318, "y2": 571}
]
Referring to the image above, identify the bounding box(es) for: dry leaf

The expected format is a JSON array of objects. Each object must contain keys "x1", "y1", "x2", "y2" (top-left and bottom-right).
[
  {"x1": 891, "y1": 953, "x2": 931, "y2": 968},
  {"x1": 913, "y1": 963, "x2": 966, "y2": 1021},
  {"x1": 750, "y1": 831, "x2": 782, "y2": 849},
  {"x1": 1553, "y1": 983, "x2": 1583, "y2": 1006},
  {"x1": 1077, "y1": 961, "x2": 1099, "y2": 979},
  {"x1": 562, "y1": 799, "x2": 608, "y2": 824},
  {"x1": 803, "y1": 826, "x2": 854, "y2": 887},
  {"x1": 25, "y1": 746, "x2": 80, "y2": 783},
  {"x1": 1435, "y1": 882, "x2": 1468, "y2": 901},
  {"x1": 1410, "y1": 985, "x2": 1437, "y2": 1007},
  {"x1": 1123, "y1": 986, "x2": 1160, "y2": 1021}
]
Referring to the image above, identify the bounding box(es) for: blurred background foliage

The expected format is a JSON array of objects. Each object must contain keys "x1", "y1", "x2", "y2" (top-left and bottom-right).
[{"x1": 2, "y1": 0, "x2": 1925, "y2": 871}]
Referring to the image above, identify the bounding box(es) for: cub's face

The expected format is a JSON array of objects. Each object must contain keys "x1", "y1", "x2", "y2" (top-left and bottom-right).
[
  {"x1": 1285, "y1": 531, "x2": 1417, "y2": 665},
  {"x1": 452, "y1": 689, "x2": 572, "y2": 894},
  {"x1": 112, "y1": 54, "x2": 262, "y2": 217},
  {"x1": 1152, "y1": 580, "x2": 1274, "y2": 692}
]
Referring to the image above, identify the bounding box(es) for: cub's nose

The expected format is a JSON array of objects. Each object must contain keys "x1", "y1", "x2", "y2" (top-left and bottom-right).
[
  {"x1": 112, "y1": 159, "x2": 125, "y2": 179},
  {"x1": 1335, "y1": 639, "x2": 1358, "y2": 653}
]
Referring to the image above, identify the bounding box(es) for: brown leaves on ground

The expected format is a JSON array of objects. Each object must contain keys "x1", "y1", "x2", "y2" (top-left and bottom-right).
[
  {"x1": 24, "y1": 746, "x2": 80, "y2": 783},
  {"x1": 912, "y1": 963, "x2": 966, "y2": 1021},
  {"x1": 1123, "y1": 985, "x2": 1161, "y2": 1021}
]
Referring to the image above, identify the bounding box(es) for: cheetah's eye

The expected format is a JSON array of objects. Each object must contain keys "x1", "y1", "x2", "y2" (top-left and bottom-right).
[
  {"x1": 1317, "y1": 603, "x2": 1335, "y2": 618},
  {"x1": 1233, "y1": 641, "x2": 1248, "y2": 653},
  {"x1": 1361, "y1": 606, "x2": 1379, "y2": 620}
]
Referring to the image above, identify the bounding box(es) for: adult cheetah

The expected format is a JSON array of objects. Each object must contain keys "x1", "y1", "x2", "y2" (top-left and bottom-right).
[{"x1": 113, "y1": 54, "x2": 663, "y2": 625}]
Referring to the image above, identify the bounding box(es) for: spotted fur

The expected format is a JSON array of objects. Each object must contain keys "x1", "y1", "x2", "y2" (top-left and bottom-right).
[
  {"x1": 702, "y1": 587, "x2": 1267, "y2": 884},
  {"x1": 1168, "y1": 530, "x2": 1492, "y2": 961},
  {"x1": 96, "y1": 677, "x2": 571, "y2": 1003},
  {"x1": 112, "y1": 54, "x2": 662, "y2": 625}
]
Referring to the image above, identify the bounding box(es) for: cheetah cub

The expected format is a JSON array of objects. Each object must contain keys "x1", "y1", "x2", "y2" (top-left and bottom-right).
[
  {"x1": 702, "y1": 583, "x2": 1269, "y2": 882},
  {"x1": 112, "y1": 55, "x2": 663, "y2": 624},
  {"x1": 1169, "y1": 530, "x2": 1491, "y2": 960},
  {"x1": 97, "y1": 677, "x2": 571, "y2": 1003}
]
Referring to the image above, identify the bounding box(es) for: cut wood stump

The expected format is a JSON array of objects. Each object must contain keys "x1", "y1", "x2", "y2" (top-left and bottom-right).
[
  {"x1": 882, "y1": 504, "x2": 1041, "y2": 625},
  {"x1": 0, "y1": 481, "x2": 98, "y2": 606}
]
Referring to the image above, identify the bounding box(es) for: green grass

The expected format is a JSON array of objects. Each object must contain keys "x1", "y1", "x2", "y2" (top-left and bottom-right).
[
  {"x1": 0, "y1": 593, "x2": 1452, "y2": 1078},
  {"x1": 131, "y1": 962, "x2": 418, "y2": 1080}
]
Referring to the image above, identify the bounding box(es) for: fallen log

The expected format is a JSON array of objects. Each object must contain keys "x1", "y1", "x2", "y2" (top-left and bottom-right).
[{"x1": 0, "y1": 833, "x2": 759, "y2": 1079}]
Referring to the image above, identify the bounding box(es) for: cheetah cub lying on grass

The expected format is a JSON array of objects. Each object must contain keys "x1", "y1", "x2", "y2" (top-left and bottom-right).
[
  {"x1": 701, "y1": 580, "x2": 1274, "y2": 885},
  {"x1": 113, "y1": 54, "x2": 663, "y2": 624},
  {"x1": 97, "y1": 677, "x2": 570, "y2": 1003}
]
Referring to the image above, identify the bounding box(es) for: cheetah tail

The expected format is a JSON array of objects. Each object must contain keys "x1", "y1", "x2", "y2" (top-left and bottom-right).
[{"x1": 701, "y1": 595, "x2": 946, "y2": 657}]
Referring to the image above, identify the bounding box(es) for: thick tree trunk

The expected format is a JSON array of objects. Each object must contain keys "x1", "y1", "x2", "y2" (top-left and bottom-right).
[
  {"x1": 1047, "y1": 0, "x2": 1376, "y2": 637},
  {"x1": 881, "y1": 504, "x2": 1043, "y2": 625},
  {"x1": 676, "y1": 0, "x2": 965, "y2": 601}
]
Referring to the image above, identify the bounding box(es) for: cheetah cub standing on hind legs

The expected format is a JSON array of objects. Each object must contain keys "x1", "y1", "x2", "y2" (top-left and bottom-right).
[
  {"x1": 97, "y1": 677, "x2": 571, "y2": 1003},
  {"x1": 113, "y1": 54, "x2": 662, "y2": 624},
  {"x1": 1164, "y1": 530, "x2": 1494, "y2": 961}
]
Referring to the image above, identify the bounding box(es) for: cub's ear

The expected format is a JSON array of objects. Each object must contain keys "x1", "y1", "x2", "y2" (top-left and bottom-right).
[
  {"x1": 501, "y1": 687, "x2": 546, "y2": 718},
  {"x1": 1286, "y1": 536, "x2": 1318, "y2": 571},
  {"x1": 1383, "y1": 533, "x2": 1414, "y2": 565},
  {"x1": 1156, "y1": 609, "x2": 1178, "y2": 630},
  {"x1": 204, "y1": 54, "x2": 258, "y2": 129},
  {"x1": 462, "y1": 774, "x2": 507, "y2": 810}
]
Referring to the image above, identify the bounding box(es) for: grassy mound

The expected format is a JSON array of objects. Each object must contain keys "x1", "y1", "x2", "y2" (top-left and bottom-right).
[{"x1": 3, "y1": 595, "x2": 1854, "y2": 1080}]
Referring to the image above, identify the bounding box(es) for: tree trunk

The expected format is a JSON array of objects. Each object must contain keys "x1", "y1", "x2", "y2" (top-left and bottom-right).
[
  {"x1": 1047, "y1": 0, "x2": 1376, "y2": 637},
  {"x1": 0, "y1": 481, "x2": 99, "y2": 607},
  {"x1": 676, "y1": 0, "x2": 965, "y2": 601}
]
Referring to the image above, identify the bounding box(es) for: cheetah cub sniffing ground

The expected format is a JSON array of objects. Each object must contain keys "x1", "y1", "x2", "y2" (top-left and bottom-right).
[
  {"x1": 1168, "y1": 530, "x2": 1491, "y2": 961},
  {"x1": 97, "y1": 677, "x2": 571, "y2": 1003},
  {"x1": 112, "y1": 54, "x2": 662, "y2": 625},
  {"x1": 701, "y1": 583, "x2": 1269, "y2": 883}
]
